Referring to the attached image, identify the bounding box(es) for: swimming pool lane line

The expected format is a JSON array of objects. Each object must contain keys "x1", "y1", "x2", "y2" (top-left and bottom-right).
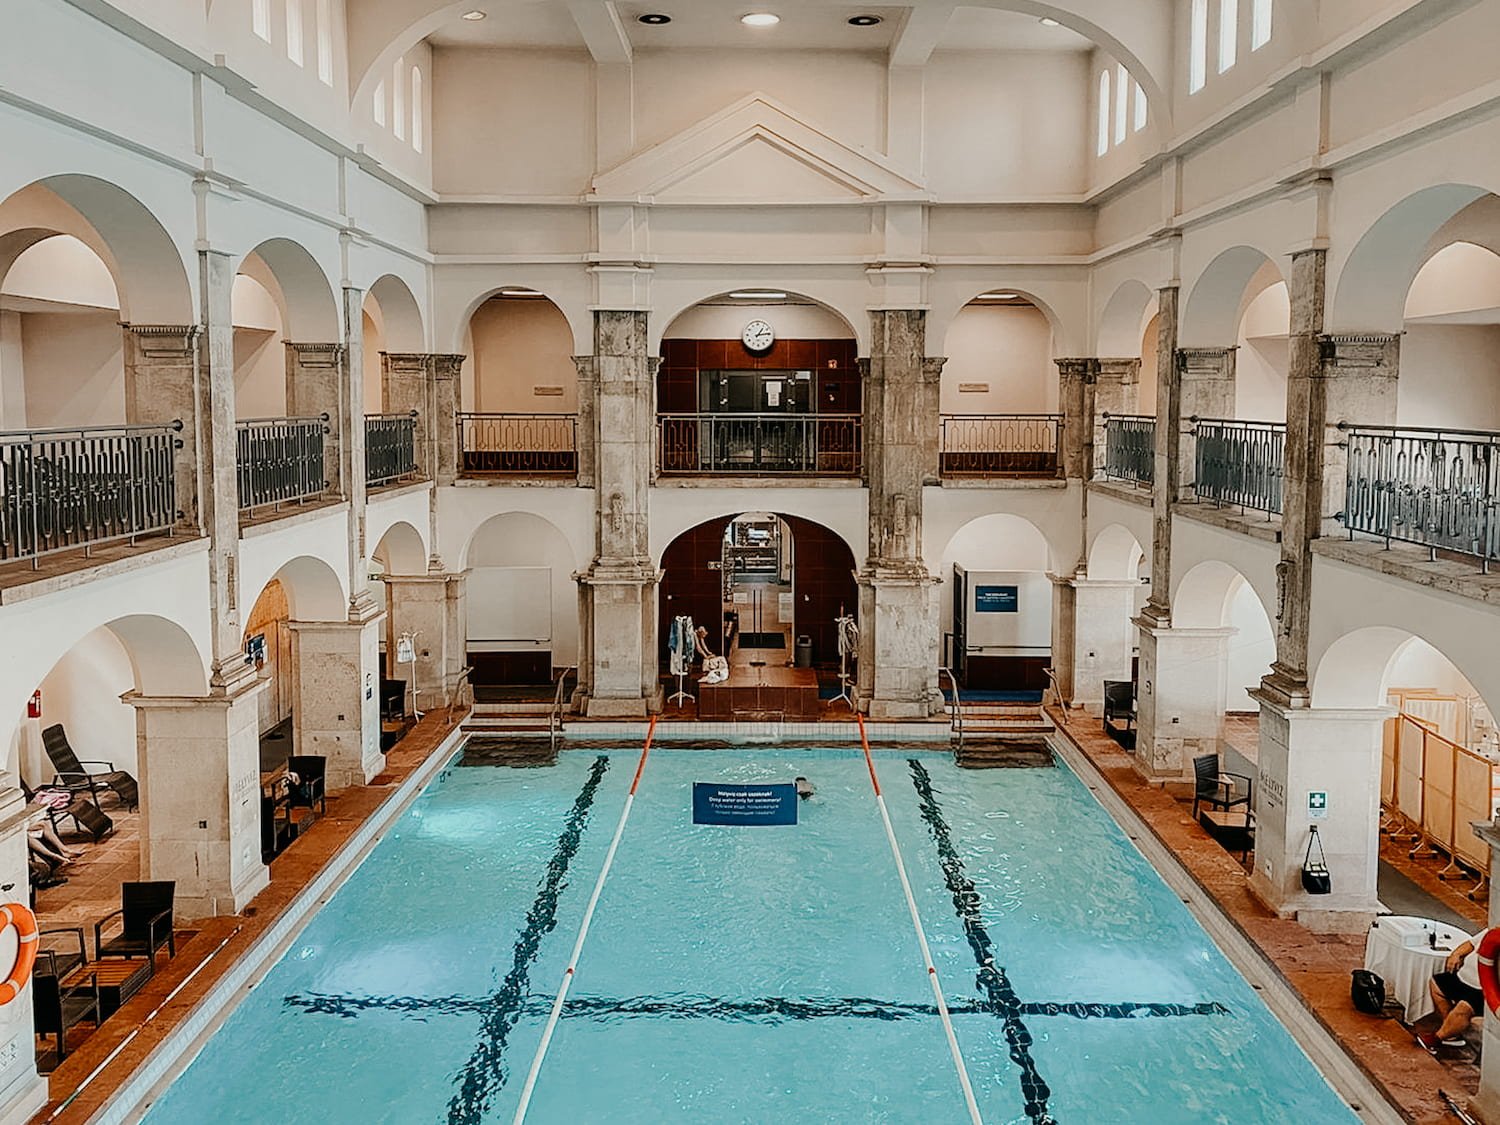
[
  {"x1": 509, "y1": 717, "x2": 658, "y2": 1125},
  {"x1": 856, "y1": 714, "x2": 985, "y2": 1125}
]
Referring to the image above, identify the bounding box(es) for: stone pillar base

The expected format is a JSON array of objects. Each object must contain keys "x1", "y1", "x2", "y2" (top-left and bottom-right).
[
  {"x1": 1051, "y1": 575, "x2": 1138, "y2": 713},
  {"x1": 858, "y1": 562, "x2": 941, "y2": 720},
  {"x1": 1245, "y1": 696, "x2": 1391, "y2": 933},
  {"x1": 0, "y1": 789, "x2": 46, "y2": 1123},
  {"x1": 1134, "y1": 620, "x2": 1232, "y2": 783},
  {"x1": 578, "y1": 559, "x2": 660, "y2": 718},
  {"x1": 385, "y1": 570, "x2": 468, "y2": 705},
  {"x1": 129, "y1": 681, "x2": 272, "y2": 919},
  {"x1": 290, "y1": 612, "x2": 384, "y2": 790}
]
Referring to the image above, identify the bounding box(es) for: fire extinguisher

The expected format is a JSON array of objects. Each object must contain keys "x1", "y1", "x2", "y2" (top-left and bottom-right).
[{"x1": 27, "y1": 690, "x2": 41, "y2": 719}]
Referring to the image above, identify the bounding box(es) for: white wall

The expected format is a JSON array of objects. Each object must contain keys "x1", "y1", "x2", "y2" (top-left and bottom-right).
[
  {"x1": 937, "y1": 513, "x2": 1053, "y2": 650},
  {"x1": 17, "y1": 311, "x2": 125, "y2": 428},
  {"x1": 15, "y1": 626, "x2": 139, "y2": 788},
  {"x1": 1235, "y1": 282, "x2": 1288, "y2": 421},
  {"x1": 1225, "y1": 577, "x2": 1275, "y2": 710},
  {"x1": 232, "y1": 273, "x2": 287, "y2": 418},
  {"x1": 941, "y1": 304, "x2": 1057, "y2": 413},
  {"x1": 466, "y1": 512, "x2": 579, "y2": 666},
  {"x1": 469, "y1": 297, "x2": 579, "y2": 413},
  {"x1": 664, "y1": 302, "x2": 851, "y2": 341},
  {"x1": 1399, "y1": 324, "x2": 1500, "y2": 431}
]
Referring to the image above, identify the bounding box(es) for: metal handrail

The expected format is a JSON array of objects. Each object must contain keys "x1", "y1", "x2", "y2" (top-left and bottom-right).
[
  {"x1": 235, "y1": 413, "x2": 330, "y2": 512},
  {"x1": 365, "y1": 410, "x2": 420, "y2": 488},
  {"x1": 549, "y1": 665, "x2": 575, "y2": 756},
  {"x1": 446, "y1": 666, "x2": 473, "y2": 727},
  {"x1": 458, "y1": 413, "x2": 578, "y2": 477},
  {"x1": 1190, "y1": 416, "x2": 1285, "y2": 517},
  {"x1": 939, "y1": 667, "x2": 963, "y2": 752},
  {"x1": 1101, "y1": 413, "x2": 1155, "y2": 486},
  {"x1": 938, "y1": 413, "x2": 1063, "y2": 479},
  {"x1": 657, "y1": 412, "x2": 863, "y2": 477}
]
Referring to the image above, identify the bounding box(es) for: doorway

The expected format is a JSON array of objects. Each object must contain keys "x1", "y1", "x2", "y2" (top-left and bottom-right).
[{"x1": 723, "y1": 513, "x2": 793, "y2": 653}]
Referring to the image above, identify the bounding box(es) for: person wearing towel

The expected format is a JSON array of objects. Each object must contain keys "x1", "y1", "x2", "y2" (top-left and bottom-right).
[{"x1": 794, "y1": 777, "x2": 814, "y2": 800}]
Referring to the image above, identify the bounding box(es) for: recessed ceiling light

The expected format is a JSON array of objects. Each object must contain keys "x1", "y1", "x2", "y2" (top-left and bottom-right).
[
  {"x1": 500, "y1": 288, "x2": 542, "y2": 297},
  {"x1": 740, "y1": 12, "x2": 780, "y2": 27},
  {"x1": 729, "y1": 291, "x2": 788, "y2": 299},
  {"x1": 847, "y1": 14, "x2": 882, "y2": 26},
  {"x1": 461, "y1": 9, "x2": 487, "y2": 20},
  {"x1": 1039, "y1": 17, "x2": 1060, "y2": 27},
  {"x1": 977, "y1": 292, "x2": 1020, "y2": 300},
  {"x1": 637, "y1": 12, "x2": 671, "y2": 25}
]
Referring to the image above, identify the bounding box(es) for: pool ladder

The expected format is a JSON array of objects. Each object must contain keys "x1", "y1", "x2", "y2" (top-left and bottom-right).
[
  {"x1": 939, "y1": 667, "x2": 963, "y2": 752},
  {"x1": 549, "y1": 665, "x2": 575, "y2": 756}
]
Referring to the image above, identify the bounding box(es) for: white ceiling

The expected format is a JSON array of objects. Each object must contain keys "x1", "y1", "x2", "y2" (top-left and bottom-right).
[{"x1": 425, "y1": 2, "x2": 1092, "y2": 54}]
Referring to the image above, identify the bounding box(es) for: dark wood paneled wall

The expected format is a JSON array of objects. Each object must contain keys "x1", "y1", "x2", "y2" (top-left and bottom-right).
[{"x1": 658, "y1": 338, "x2": 861, "y2": 413}]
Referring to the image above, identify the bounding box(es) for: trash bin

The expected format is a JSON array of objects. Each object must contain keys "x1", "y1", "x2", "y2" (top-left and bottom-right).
[{"x1": 794, "y1": 635, "x2": 814, "y2": 668}]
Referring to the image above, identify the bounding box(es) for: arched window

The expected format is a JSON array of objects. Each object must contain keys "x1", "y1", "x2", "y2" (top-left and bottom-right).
[
  {"x1": 1189, "y1": 0, "x2": 1208, "y2": 92},
  {"x1": 1097, "y1": 70, "x2": 1111, "y2": 156},
  {"x1": 373, "y1": 80, "x2": 386, "y2": 127},
  {"x1": 392, "y1": 58, "x2": 406, "y2": 140},
  {"x1": 316, "y1": 0, "x2": 334, "y2": 85},
  {"x1": 411, "y1": 67, "x2": 423, "y2": 152},
  {"x1": 1252, "y1": 0, "x2": 1273, "y2": 50},
  {"x1": 287, "y1": 0, "x2": 304, "y2": 66},
  {"x1": 1133, "y1": 81, "x2": 1148, "y2": 132},
  {"x1": 1218, "y1": 0, "x2": 1238, "y2": 73},
  {"x1": 252, "y1": 0, "x2": 271, "y2": 42},
  {"x1": 1114, "y1": 63, "x2": 1128, "y2": 145}
]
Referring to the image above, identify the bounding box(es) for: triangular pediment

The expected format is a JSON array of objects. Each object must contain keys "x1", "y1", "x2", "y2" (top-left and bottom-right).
[{"x1": 590, "y1": 93, "x2": 928, "y2": 205}]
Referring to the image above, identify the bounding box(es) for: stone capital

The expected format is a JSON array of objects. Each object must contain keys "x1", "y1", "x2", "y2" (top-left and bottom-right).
[
  {"x1": 1318, "y1": 333, "x2": 1400, "y2": 371},
  {"x1": 381, "y1": 351, "x2": 431, "y2": 375},
  {"x1": 121, "y1": 323, "x2": 201, "y2": 357},
  {"x1": 286, "y1": 341, "x2": 346, "y2": 366},
  {"x1": 1055, "y1": 357, "x2": 1099, "y2": 382},
  {"x1": 1096, "y1": 357, "x2": 1141, "y2": 384},
  {"x1": 431, "y1": 353, "x2": 466, "y2": 380},
  {"x1": 1175, "y1": 346, "x2": 1237, "y2": 376}
]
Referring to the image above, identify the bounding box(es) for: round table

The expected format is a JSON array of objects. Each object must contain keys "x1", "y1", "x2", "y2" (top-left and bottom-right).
[{"x1": 1362, "y1": 915, "x2": 1475, "y2": 1024}]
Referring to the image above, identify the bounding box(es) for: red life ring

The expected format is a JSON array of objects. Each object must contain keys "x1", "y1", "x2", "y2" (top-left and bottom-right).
[
  {"x1": 1475, "y1": 928, "x2": 1500, "y2": 1016},
  {"x1": 0, "y1": 902, "x2": 38, "y2": 1004}
]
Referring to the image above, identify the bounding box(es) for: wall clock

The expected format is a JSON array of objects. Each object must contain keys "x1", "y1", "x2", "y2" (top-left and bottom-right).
[{"x1": 742, "y1": 319, "x2": 775, "y2": 352}]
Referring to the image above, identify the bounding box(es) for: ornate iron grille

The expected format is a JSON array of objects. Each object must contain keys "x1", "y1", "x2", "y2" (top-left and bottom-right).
[
  {"x1": 1342, "y1": 423, "x2": 1500, "y2": 570},
  {"x1": 365, "y1": 412, "x2": 419, "y2": 488},
  {"x1": 1103, "y1": 414, "x2": 1155, "y2": 485},
  {"x1": 938, "y1": 414, "x2": 1062, "y2": 479},
  {"x1": 0, "y1": 421, "x2": 180, "y2": 566},
  {"x1": 458, "y1": 413, "x2": 577, "y2": 476},
  {"x1": 1192, "y1": 417, "x2": 1285, "y2": 516},
  {"x1": 236, "y1": 415, "x2": 329, "y2": 512},
  {"x1": 656, "y1": 413, "x2": 862, "y2": 476}
]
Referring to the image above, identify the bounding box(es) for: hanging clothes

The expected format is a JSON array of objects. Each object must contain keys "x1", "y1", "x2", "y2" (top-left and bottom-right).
[
  {"x1": 670, "y1": 615, "x2": 696, "y2": 676},
  {"x1": 836, "y1": 615, "x2": 859, "y2": 659}
]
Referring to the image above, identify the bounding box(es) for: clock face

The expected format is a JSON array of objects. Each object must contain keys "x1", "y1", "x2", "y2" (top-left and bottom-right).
[{"x1": 742, "y1": 319, "x2": 775, "y2": 352}]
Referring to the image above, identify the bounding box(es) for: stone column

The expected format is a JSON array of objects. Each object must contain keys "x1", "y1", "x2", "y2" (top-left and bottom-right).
[
  {"x1": 574, "y1": 354, "x2": 597, "y2": 488},
  {"x1": 385, "y1": 570, "x2": 468, "y2": 707},
  {"x1": 1093, "y1": 358, "x2": 1142, "y2": 478},
  {"x1": 1134, "y1": 620, "x2": 1232, "y2": 781},
  {"x1": 1055, "y1": 358, "x2": 1096, "y2": 481},
  {"x1": 1247, "y1": 701, "x2": 1388, "y2": 932},
  {"x1": 1467, "y1": 820, "x2": 1500, "y2": 1123},
  {"x1": 1051, "y1": 574, "x2": 1139, "y2": 712},
  {"x1": 857, "y1": 312, "x2": 942, "y2": 718},
  {"x1": 382, "y1": 352, "x2": 430, "y2": 474},
  {"x1": 122, "y1": 324, "x2": 199, "y2": 530},
  {"x1": 285, "y1": 342, "x2": 345, "y2": 495},
  {"x1": 289, "y1": 614, "x2": 384, "y2": 789},
  {"x1": 576, "y1": 310, "x2": 658, "y2": 716},
  {"x1": 1142, "y1": 288, "x2": 1179, "y2": 626},
  {"x1": 1175, "y1": 347, "x2": 1237, "y2": 500},
  {"x1": 128, "y1": 684, "x2": 271, "y2": 919},
  {"x1": 0, "y1": 789, "x2": 47, "y2": 1123},
  {"x1": 429, "y1": 354, "x2": 462, "y2": 487}
]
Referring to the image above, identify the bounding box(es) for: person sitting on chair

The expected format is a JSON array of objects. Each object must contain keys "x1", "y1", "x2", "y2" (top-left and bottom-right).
[{"x1": 1417, "y1": 928, "x2": 1495, "y2": 1052}]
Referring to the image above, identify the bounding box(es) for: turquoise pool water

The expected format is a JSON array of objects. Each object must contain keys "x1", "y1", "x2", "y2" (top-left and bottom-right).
[{"x1": 142, "y1": 746, "x2": 1361, "y2": 1124}]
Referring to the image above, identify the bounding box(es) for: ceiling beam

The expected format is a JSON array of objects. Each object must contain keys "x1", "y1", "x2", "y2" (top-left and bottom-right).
[
  {"x1": 889, "y1": 4, "x2": 955, "y2": 67},
  {"x1": 566, "y1": 0, "x2": 632, "y2": 64}
]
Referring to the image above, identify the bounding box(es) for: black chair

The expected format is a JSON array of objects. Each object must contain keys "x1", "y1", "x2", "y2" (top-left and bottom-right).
[
  {"x1": 38, "y1": 926, "x2": 89, "y2": 980},
  {"x1": 95, "y1": 881, "x2": 175, "y2": 963},
  {"x1": 41, "y1": 725, "x2": 139, "y2": 810},
  {"x1": 1192, "y1": 754, "x2": 1253, "y2": 820},
  {"x1": 21, "y1": 779, "x2": 114, "y2": 843},
  {"x1": 1102, "y1": 680, "x2": 1137, "y2": 749},
  {"x1": 32, "y1": 956, "x2": 100, "y2": 1064},
  {"x1": 380, "y1": 678, "x2": 407, "y2": 722},
  {"x1": 286, "y1": 755, "x2": 327, "y2": 816},
  {"x1": 262, "y1": 791, "x2": 296, "y2": 862}
]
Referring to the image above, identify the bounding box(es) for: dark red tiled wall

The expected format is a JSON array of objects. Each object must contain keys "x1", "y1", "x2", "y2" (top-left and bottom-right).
[{"x1": 657, "y1": 338, "x2": 861, "y2": 413}]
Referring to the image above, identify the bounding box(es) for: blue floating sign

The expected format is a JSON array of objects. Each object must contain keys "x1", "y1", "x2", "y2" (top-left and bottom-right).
[
  {"x1": 975, "y1": 585, "x2": 1019, "y2": 613},
  {"x1": 692, "y1": 782, "x2": 798, "y2": 826}
]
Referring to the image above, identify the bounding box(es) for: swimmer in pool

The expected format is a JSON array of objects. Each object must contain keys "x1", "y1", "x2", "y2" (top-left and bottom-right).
[{"x1": 794, "y1": 776, "x2": 814, "y2": 800}]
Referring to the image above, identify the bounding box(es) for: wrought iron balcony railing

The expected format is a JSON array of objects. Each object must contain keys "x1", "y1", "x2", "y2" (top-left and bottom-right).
[
  {"x1": 1192, "y1": 417, "x2": 1285, "y2": 516},
  {"x1": 458, "y1": 413, "x2": 577, "y2": 476},
  {"x1": 1342, "y1": 423, "x2": 1500, "y2": 570},
  {"x1": 657, "y1": 413, "x2": 862, "y2": 477},
  {"x1": 365, "y1": 412, "x2": 420, "y2": 488},
  {"x1": 236, "y1": 415, "x2": 329, "y2": 513},
  {"x1": 0, "y1": 421, "x2": 181, "y2": 567},
  {"x1": 939, "y1": 414, "x2": 1062, "y2": 479},
  {"x1": 1102, "y1": 414, "x2": 1155, "y2": 486}
]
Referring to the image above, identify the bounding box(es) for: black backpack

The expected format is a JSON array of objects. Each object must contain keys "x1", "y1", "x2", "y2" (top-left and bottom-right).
[{"x1": 1351, "y1": 969, "x2": 1386, "y2": 1015}]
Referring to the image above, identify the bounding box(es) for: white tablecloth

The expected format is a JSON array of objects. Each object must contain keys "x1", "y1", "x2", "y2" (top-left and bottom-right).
[{"x1": 1363, "y1": 916, "x2": 1475, "y2": 1024}]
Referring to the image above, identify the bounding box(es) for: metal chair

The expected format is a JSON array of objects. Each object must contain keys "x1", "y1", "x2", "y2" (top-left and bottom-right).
[
  {"x1": 95, "y1": 881, "x2": 175, "y2": 963},
  {"x1": 286, "y1": 755, "x2": 327, "y2": 816},
  {"x1": 1191, "y1": 754, "x2": 1253, "y2": 820},
  {"x1": 32, "y1": 955, "x2": 100, "y2": 1064},
  {"x1": 41, "y1": 724, "x2": 139, "y2": 810}
]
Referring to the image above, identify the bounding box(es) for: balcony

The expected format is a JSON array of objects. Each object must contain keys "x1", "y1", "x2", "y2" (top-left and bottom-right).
[
  {"x1": 656, "y1": 413, "x2": 862, "y2": 477},
  {"x1": 0, "y1": 421, "x2": 181, "y2": 567},
  {"x1": 1342, "y1": 423, "x2": 1500, "y2": 570},
  {"x1": 236, "y1": 415, "x2": 330, "y2": 514},
  {"x1": 365, "y1": 412, "x2": 420, "y2": 489},
  {"x1": 458, "y1": 413, "x2": 577, "y2": 478},
  {"x1": 939, "y1": 414, "x2": 1062, "y2": 480},
  {"x1": 1192, "y1": 418, "x2": 1285, "y2": 517},
  {"x1": 1102, "y1": 415, "x2": 1155, "y2": 486}
]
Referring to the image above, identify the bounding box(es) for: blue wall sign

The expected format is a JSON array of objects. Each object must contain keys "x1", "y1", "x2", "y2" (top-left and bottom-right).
[
  {"x1": 974, "y1": 585, "x2": 1019, "y2": 613},
  {"x1": 692, "y1": 782, "x2": 798, "y2": 826}
]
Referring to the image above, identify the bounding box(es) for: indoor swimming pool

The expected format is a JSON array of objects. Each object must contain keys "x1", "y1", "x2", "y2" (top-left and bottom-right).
[{"x1": 140, "y1": 741, "x2": 1362, "y2": 1124}]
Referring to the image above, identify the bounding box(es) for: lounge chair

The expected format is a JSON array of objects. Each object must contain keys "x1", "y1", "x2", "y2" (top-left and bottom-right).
[
  {"x1": 1192, "y1": 754, "x2": 1253, "y2": 820},
  {"x1": 95, "y1": 881, "x2": 175, "y2": 963},
  {"x1": 286, "y1": 755, "x2": 327, "y2": 816},
  {"x1": 41, "y1": 725, "x2": 139, "y2": 810},
  {"x1": 21, "y1": 779, "x2": 114, "y2": 843},
  {"x1": 32, "y1": 959, "x2": 100, "y2": 1064}
]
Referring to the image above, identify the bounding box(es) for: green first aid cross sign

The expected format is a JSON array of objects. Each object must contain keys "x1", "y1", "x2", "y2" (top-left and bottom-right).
[{"x1": 1308, "y1": 791, "x2": 1328, "y2": 819}]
